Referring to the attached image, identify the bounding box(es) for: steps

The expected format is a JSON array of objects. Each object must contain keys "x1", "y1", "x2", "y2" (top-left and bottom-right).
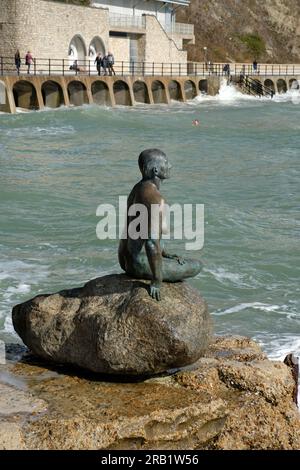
[{"x1": 238, "y1": 75, "x2": 275, "y2": 98}]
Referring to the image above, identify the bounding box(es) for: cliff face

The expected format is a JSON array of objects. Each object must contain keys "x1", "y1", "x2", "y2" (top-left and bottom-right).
[{"x1": 178, "y1": 0, "x2": 300, "y2": 63}]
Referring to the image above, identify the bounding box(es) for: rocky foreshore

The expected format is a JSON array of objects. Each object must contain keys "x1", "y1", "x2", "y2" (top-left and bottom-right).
[{"x1": 0, "y1": 335, "x2": 299, "y2": 450}]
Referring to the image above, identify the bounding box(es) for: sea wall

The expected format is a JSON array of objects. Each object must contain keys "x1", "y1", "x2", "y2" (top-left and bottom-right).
[
  {"x1": 0, "y1": 74, "x2": 207, "y2": 113},
  {"x1": 1, "y1": 74, "x2": 299, "y2": 114}
]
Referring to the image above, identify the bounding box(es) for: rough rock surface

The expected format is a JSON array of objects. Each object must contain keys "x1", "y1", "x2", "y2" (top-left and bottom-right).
[
  {"x1": 178, "y1": 0, "x2": 300, "y2": 62},
  {"x1": 12, "y1": 275, "x2": 211, "y2": 375},
  {"x1": 0, "y1": 336, "x2": 299, "y2": 450}
]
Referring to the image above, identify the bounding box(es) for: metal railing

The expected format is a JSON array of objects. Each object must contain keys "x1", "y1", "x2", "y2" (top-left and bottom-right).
[
  {"x1": 188, "y1": 62, "x2": 300, "y2": 77},
  {"x1": 166, "y1": 22, "x2": 194, "y2": 35},
  {"x1": 109, "y1": 13, "x2": 146, "y2": 30},
  {"x1": 1, "y1": 57, "x2": 300, "y2": 77},
  {"x1": 239, "y1": 76, "x2": 275, "y2": 98}
]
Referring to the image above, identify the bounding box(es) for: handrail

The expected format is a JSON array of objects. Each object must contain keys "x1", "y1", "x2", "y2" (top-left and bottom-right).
[
  {"x1": 165, "y1": 22, "x2": 194, "y2": 35},
  {"x1": 240, "y1": 76, "x2": 275, "y2": 98},
  {"x1": 1, "y1": 57, "x2": 300, "y2": 77},
  {"x1": 109, "y1": 13, "x2": 146, "y2": 30}
]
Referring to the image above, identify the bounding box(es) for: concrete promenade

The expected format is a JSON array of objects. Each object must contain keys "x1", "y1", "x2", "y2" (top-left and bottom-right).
[{"x1": 0, "y1": 61, "x2": 299, "y2": 113}]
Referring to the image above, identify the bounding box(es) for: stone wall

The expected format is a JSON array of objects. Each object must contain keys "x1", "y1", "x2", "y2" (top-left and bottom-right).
[
  {"x1": 144, "y1": 15, "x2": 187, "y2": 65},
  {"x1": 109, "y1": 36, "x2": 130, "y2": 63},
  {"x1": 3, "y1": 0, "x2": 110, "y2": 61},
  {"x1": 0, "y1": 0, "x2": 187, "y2": 66},
  {"x1": 0, "y1": 0, "x2": 18, "y2": 58}
]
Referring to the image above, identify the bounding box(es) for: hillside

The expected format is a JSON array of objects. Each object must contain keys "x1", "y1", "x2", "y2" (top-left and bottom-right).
[{"x1": 177, "y1": 0, "x2": 300, "y2": 63}]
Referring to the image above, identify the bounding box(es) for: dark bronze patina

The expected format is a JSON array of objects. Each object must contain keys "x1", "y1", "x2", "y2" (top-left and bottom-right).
[{"x1": 118, "y1": 149, "x2": 202, "y2": 300}]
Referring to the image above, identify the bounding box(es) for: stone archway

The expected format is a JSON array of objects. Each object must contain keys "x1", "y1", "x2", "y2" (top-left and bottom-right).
[
  {"x1": 168, "y1": 80, "x2": 182, "y2": 101},
  {"x1": 68, "y1": 81, "x2": 88, "y2": 106},
  {"x1": 13, "y1": 80, "x2": 39, "y2": 110},
  {"x1": 264, "y1": 79, "x2": 275, "y2": 94},
  {"x1": 42, "y1": 81, "x2": 64, "y2": 108},
  {"x1": 91, "y1": 81, "x2": 111, "y2": 106},
  {"x1": 68, "y1": 35, "x2": 87, "y2": 68},
  {"x1": 199, "y1": 79, "x2": 208, "y2": 94},
  {"x1": 184, "y1": 80, "x2": 197, "y2": 100},
  {"x1": 133, "y1": 81, "x2": 150, "y2": 104},
  {"x1": 89, "y1": 36, "x2": 106, "y2": 63},
  {"x1": 289, "y1": 78, "x2": 299, "y2": 90},
  {"x1": 0, "y1": 80, "x2": 10, "y2": 112},
  {"x1": 113, "y1": 81, "x2": 131, "y2": 106},
  {"x1": 277, "y1": 79, "x2": 287, "y2": 94},
  {"x1": 151, "y1": 80, "x2": 167, "y2": 104}
]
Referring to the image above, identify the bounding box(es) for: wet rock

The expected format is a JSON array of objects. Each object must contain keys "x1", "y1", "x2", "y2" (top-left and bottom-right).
[
  {"x1": 12, "y1": 274, "x2": 212, "y2": 376},
  {"x1": 0, "y1": 335, "x2": 299, "y2": 450}
]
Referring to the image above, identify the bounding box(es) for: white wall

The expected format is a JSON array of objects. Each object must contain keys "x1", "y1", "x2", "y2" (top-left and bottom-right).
[{"x1": 92, "y1": 0, "x2": 173, "y2": 27}]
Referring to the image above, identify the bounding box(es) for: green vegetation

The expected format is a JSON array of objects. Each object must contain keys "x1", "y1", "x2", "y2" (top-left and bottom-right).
[{"x1": 239, "y1": 34, "x2": 266, "y2": 58}]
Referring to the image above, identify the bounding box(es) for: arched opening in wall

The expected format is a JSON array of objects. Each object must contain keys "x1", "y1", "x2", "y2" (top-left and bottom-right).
[
  {"x1": 184, "y1": 80, "x2": 197, "y2": 100},
  {"x1": 89, "y1": 36, "x2": 106, "y2": 68},
  {"x1": 41, "y1": 81, "x2": 64, "y2": 108},
  {"x1": 168, "y1": 80, "x2": 182, "y2": 101},
  {"x1": 151, "y1": 80, "x2": 167, "y2": 104},
  {"x1": 264, "y1": 79, "x2": 275, "y2": 94},
  {"x1": 277, "y1": 79, "x2": 287, "y2": 94},
  {"x1": 68, "y1": 81, "x2": 88, "y2": 106},
  {"x1": 289, "y1": 78, "x2": 299, "y2": 90},
  {"x1": 113, "y1": 81, "x2": 131, "y2": 106},
  {"x1": 13, "y1": 81, "x2": 39, "y2": 110},
  {"x1": 91, "y1": 81, "x2": 111, "y2": 106},
  {"x1": 68, "y1": 35, "x2": 87, "y2": 68},
  {"x1": 0, "y1": 80, "x2": 9, "y2": 113},
  {"x1": 199, "y1": 79, "x2": 208, "y2": 94},
  {"x1": 133, "y1": 81, "x2": 150, "y2": 104}
]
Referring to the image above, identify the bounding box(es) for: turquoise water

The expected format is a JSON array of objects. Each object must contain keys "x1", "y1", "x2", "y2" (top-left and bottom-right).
[{"x1": 0, "y1": 85, "x2": 299, "y2": 361}]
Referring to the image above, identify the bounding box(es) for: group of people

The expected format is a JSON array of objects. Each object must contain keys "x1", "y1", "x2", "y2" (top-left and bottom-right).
[
  {"x1": 69, "y1": 52, "x2": 115, "y2": 75},
  {"x1": 14, "y1": 49, "x2": 115, "y2": 76},
  {"x1": 14, "y1": 50, "x2": 34, "y2": 75},
  {"x1": 94, "y1": 52, "x2": 115, "y2": 76}
]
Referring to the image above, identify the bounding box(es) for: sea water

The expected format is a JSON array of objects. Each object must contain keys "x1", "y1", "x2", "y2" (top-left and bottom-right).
[{"x1": 0, "y1": 82, "x2": 299, "y2": 364}]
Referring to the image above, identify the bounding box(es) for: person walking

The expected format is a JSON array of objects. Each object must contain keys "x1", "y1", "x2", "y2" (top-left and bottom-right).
[
  {"x1": 223, "y1": 63, "x2": 230, "y2": 77},
  {"x1": 15, "y1": 49, "x2": 21, "y2": 75},
  {"x1": 94, "y1": 53, "x2": 103, "y2": 76},
  {"x1": 101, "y1": 54, "x2": 108, "y2": 75},
  {"x1": 25, "y1": 51, "x2": 33, "y2": 74},
  {"x1": 107, "y1": 51, "x2": 116, "y2": 76},
  {"x1": 253, "y1": 60, "x2": 258, "y2": 74}
]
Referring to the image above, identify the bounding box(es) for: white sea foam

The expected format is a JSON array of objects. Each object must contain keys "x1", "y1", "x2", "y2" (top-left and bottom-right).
[
  {"x1": 255, "y1": 334, "x2": 300, "y2": 407},
  {"x1": 261, "y1": 336, "x2": 300, "y2": 361},
  {"x1": 203, "y1": 266, "x2": 262, "y2": 289},
  {"x1": 194, "y1": 79, "x2": 266, "y2": 105},
  {"x1": 0, "y1": 259, "x2": 49, "y2": 282},
  {"x1": 3, "y1": 283, "x2": 31, "y2": 301},
  {"x1": 204, "y1": 267, "x2": 245, "y2": 284},
  {"x1": 213, "y1": 302, "x2": 281, "y2": 316},
  {"x1": 273, "y1": 88, "x2": 300, "y2": 105},
  {"x1": 3, "y1": 315, "x2": 16, "y2": 336},
  {"x1": 5, "y1": 125, "x2": 75, "y2": 137},
  {"x1": 15, "y1": 107, "x2": 31, "y2": 114},
  {"x1": 194, "y1": 79, "x2": 300, "y2": 106}
]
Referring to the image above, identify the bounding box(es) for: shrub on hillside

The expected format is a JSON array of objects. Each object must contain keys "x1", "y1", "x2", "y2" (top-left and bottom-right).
[{"x1": 239, "y1": 34, "x2": 266, "y2": 58}]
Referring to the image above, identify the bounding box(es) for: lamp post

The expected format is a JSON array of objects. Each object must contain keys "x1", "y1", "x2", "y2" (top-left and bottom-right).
[{"x1": 203, "y1": 46, "x2": 208, "y2": 71}]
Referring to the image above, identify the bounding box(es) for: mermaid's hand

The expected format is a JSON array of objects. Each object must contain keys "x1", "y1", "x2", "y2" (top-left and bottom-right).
[{"x1": 149, "y1": 283, "x2": 161, "y2": 301}]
